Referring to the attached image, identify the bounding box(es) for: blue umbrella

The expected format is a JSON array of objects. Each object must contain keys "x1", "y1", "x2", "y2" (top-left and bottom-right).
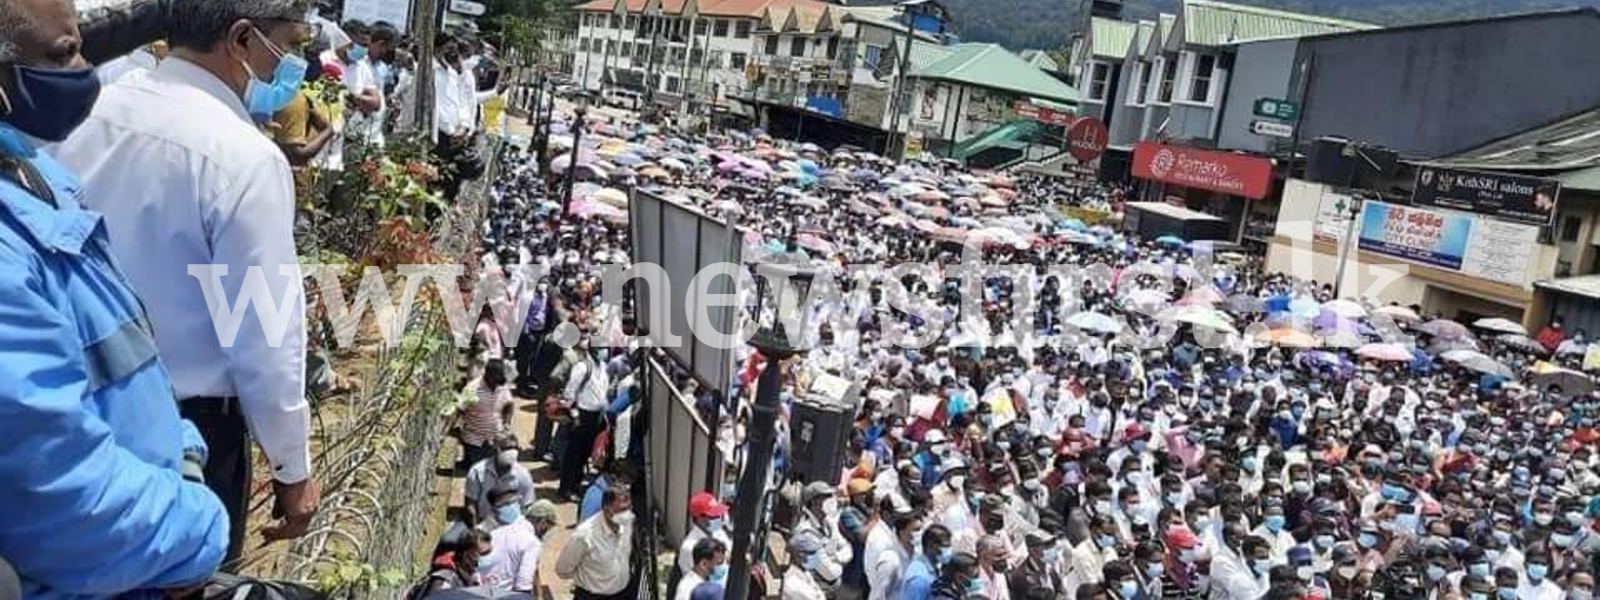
[
  {"x1": 1060, "y1": 218, "x2": 1087, "y2": 232},
  {"x1": 613, "y1": 152, "x2": 645, "y2": 167},
  {"x1": 1156, "y1": 235, "x2": 1187, "y2": 247}
]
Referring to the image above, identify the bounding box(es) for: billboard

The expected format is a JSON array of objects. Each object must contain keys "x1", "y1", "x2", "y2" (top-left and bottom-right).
[
  {"x1": 1132, "y1": 142, "x2": 1274, "y2": 200},
  {"x1": 1412, "y1": 165, "x2": 1560, "y2": 226},
  {"x1": 344, "y1": 0, "x2": 412, "y2": 32},
  {"x1": 1357, "y1": 200, "x2": 1540, "y2": 286}
]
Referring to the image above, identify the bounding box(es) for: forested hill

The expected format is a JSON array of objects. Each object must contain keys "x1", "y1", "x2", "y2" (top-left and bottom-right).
[{"x1": 844, "y1": 0, "x2": 1600, "y2": 54}]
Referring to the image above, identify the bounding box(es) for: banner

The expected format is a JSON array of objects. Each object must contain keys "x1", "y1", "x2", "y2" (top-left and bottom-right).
[
  {"x1": 1413, "y1": 165, "x2": 1560, "y2": 226},
  {"x1": 344, "y1": 0, "x2": 412, "y2": 32},
  {"x1": 1132, "y1": 142, "x2": 1274, "y2": 200},
  {"x1": 1357, "y1": 201, "x2": 1540, "y2": 286}
]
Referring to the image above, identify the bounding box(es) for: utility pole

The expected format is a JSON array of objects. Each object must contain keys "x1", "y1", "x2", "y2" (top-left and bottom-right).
[
  {"x1": 412, "y1": 0, "x2": 439, "y2": 135},
  {"x1": 644, "y1": 6, "x2": 665, "y2": 109},
  {"x1": 884, "y1": 7, "x2": 915, "y2": 160}
]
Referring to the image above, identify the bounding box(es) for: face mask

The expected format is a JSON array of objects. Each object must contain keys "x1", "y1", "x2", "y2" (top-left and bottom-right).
[
  {"x1": 1292, "y1": 481, "x2": 1312, "y2": 495},
  {"x1": 1264, "y1": 515, "x2": 1286, "y2": 533},
  {"x1": 709, "y1": 563, "x2": 729, "y2": 583},
  {"x1": 1500, "y1": 588, "x2": 1520, "y2": 600},
  {"x1": 1469, "y1": 594, "x2": 1488, "y2": 600},
  {"x1": 1358, "y1": 532, "x2": 1379, "y2": 549},
  {"x1": 1180, "y1": 549, "x2": 1198, "y2": 563},
  {"x1": 705, "y1": 518, "x2": 724, "y2": 533},
  {"x1": 1166, "y1": 493, "x2": 1186, "y2": 508},
  {"x1": 1572, "y1": 590, "x2": 1594, "y2": 600},
  {"x1": 1118, "y1": 580, "x2": 1139, "y2": 600},
  {"x1": 1337, "y1": 565, "x2": 1359, "y2": 579},
  {"x1": 1095, "y1": 499, "x2": 1114, "y2": 515},
  {"x1": 0, "y1": 64, "x2": 101, "y2": 142},
  {"x1": 1425, "y1": 565, "x2": 1446, "y2": 582},
  {"x1": 939, "y1": 548, "x2": 954, "y2": 566},
  {"x1": 1529, "y1": 563, "x2": 1550, "y2": 582},
  {"x1": 1536, "y1": 512, "x2": 1555, "y2": 526},
  {"x1": 1568, "y1": 511, "x2": 1588, "y2": 526},
  {"x1": 612, "y1": 510, "x2": 636, "y2": 527},
  {"x1": 348, "y1": 44, "x2": 369, "y2": 62},
  {"x1": 1314, "y1": 535, "x2": 1335, "y2": 549},
  {"x1": 240, "y1": 29, "x2": 307, "y2": 123},
  {"x1": 966, "y1": 578, "x2": 984, "y2": 594},
  {"x1": 1251, "y1": 558, "x2": 1273, "y2": 577},
  {"x1": 1553, "y1": 532, "x2": 1575, "y2": 548},
  {"x1": 822, "y1": 498, "x2": 839, "y2": 515},
  {"x1": 495, "y1": 503, "x2": 520, "y2": 525},
  {"x1": 1097, "y1": 534, "x2": 1118, "y2": 548},
  {"x1": 1467, "y1": 562, "x2": 1490, "y2": 579},
  {"x1": 1147, "y1": 562, "x2": 1165, "y2": 578}
]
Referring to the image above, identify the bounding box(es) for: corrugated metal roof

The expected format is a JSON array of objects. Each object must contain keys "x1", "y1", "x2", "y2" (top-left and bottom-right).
[
  {"x1": 1156, "y1": 14, "x2": 1178, "y2": 53},
  {"x1": 1019, "y1": 49, "x2": 1061, "y2": 71},
  {"x1": 575, "y1": 0, "x2": 834, "y2": 19},
  {"x1": 912, "y1": 43, "x2": 1080, "y2": 104},
  {"x1": 1432, "y1": 107, "x2": 1600, "y2": 173},
  {"x1": 1537, "y1": 274, "x2": 1600, "y2": 299},
  {"x1": 1135, "y1": 20, "x2": 1157, "y2": 54},
  {"x1": 1090, "y1": 17, "x2": 1138, "y2": 59},
  {"x1": 841, "y1": 10, "x2": 944, "y2": 43},
  {"x1": 1180, "y1": 0, "x2": 1375, "y2": 47}
]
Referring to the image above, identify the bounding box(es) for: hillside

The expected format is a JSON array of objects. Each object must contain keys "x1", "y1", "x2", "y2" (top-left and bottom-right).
[{"x1": 847, "y1": 0, "x2": 1600, "y2": 52}]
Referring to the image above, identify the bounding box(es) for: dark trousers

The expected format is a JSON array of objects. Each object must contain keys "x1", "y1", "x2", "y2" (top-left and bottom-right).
[
  {"x1": 180, "y1": 397, "x2": 250, "y2": 571},
  {"x1": 573, "y1": 588, "x2": 629, "y2": 600},
  {"x1": 559, "y1": 408, "x2": 604, "y2": 497},
  {"x1": 460, "y1": 441, "x2": 494, "y2": 472}
]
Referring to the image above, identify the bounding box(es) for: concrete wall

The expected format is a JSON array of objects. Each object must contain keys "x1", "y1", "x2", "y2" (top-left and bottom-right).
[
  {"x1": 1292, "y1": 10, "x2": 1600, "y2": 158},
  {"x1": 1218, "y1": 38, "x2": 1298, "y2": 154}
]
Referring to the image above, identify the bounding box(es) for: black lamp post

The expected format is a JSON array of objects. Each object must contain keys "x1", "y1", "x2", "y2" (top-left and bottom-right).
[
  {"x1": 561, "y1": 97, "x2": 589, "y2": 217},
  {"x1": 725, "y1": 260, "x2": 814, "y2": 600}
]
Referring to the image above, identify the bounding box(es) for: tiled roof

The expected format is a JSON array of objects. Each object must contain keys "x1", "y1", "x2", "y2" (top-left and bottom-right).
[
  {"x1": 913, "y1": 43, "x2": 1080, "y2": 105},
  {"x1": 1089, "y1": 17, "x2": 1138, "y2": 59},
  {"x1": 1180, "y1": 0, "x2": 1375, "y2": 46}
]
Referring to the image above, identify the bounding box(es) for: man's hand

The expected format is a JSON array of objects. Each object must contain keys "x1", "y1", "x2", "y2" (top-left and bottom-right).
[{"x1": 262, "y1": 478, "x2": 321, "y2": 542}]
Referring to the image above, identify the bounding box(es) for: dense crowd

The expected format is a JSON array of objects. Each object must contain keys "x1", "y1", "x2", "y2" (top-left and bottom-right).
[{"x1": 433, "y1": 100, "x2": 1600, "y2": 600}]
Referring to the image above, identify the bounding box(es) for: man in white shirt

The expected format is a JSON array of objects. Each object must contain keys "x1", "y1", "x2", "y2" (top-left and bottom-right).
[
  {"x1": 463, "y1": 437, "x2": 536, "y2": 526},
  {"x1": 479, "y1": 488, "x2": 555, "y2": 595},
  {"x1": 94, "y1": 40, "x2": 166, "y2": 85},
  {"x1": 674, "y1": 537, "x2": 728, "y2": 600},
  {"x1": 677, "y1": 492, "x2": 733, "y2": 577},
  {"x1": 52, "y1": 0, "x2": 318, "y2": 565},
  {"x1": 559, "y1": 336, "x2": 611, "y2": 500},
  {"x1": 556, "y1": 485, "x2": 636, "y2": 599},
  {"x1": 322, "y1": 20, "x2": 383, "y2": 147}
]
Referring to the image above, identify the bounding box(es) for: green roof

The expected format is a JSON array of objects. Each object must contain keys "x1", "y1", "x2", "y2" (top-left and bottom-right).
[
  {"x1": 1559, "y1": 165, "x2": 1600, "y2": 192},
  {"x1": 1181, "y1": 0, "x2": 1376, "y2": 46},
  {"x1": 1157, "y1": 14, "x2": 1177, "y2": 51},
  {"x1": 913, "y1": 43, "x2": 1079, "y2": 105},
  {"x1": 1134, "y1": 20, "x2": 1157, "y2": 54},
  {"x1": 1020, "y1": 49, "x2": 1061, "y2": 71},
  {"x1": 1090, "y1": 17, "x2": 1138, "y2": 59},
  {"x1": 909, "y1": 41, "x2": 953, "y2": 70}
]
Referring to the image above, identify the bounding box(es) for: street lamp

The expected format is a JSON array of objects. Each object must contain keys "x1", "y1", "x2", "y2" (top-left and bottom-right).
[
  {"x1": 725, "y1": 260, "x2": 814, "y2": 600},
  {"x1": 561, "y1": 96, "x2": 590, "y2": 217}
]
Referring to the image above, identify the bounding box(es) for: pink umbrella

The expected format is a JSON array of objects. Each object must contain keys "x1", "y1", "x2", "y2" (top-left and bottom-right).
[
  {"x1": 796, "y1": 233, "x2": 838, "y2": 254},
  {"x1": 1357, "y1": 343, "x2": 1414, "y2": 362},
  {"x1": 912, "y1": 219, "x2": 941, "y2": 233}
]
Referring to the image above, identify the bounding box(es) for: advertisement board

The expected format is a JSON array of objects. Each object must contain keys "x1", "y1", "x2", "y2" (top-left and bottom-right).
[
  {"x1": 1132, "y1": 142, "x2": 1274, "y2": 200},
  {"x1": 344, "y1": 0, "x2": 411, "y2": 32},
  {"x1": 1413, "y1": 165, "x2": 1560, "y2": 226},
  {"x1": 1357, "y1": 200, "x2": 1539, "y2": 286}
]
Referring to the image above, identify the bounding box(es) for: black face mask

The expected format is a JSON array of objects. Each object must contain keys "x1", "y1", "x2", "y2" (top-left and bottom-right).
[{"x1": 1, "y1": 63, "x2": 101, "y2": 143}]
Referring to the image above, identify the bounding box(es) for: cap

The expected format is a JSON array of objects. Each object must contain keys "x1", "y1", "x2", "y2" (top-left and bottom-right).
[
  {"x1": 1026, "y1": 531, "x2": 1058, "y2": 548},
  {"x1": 790, "y1": 530, "x2": 825, "y2": 554},
  {"x1": 1165, "y1": 526, "x2": 1199, "y2": 550},
  {"x1": 847, "y1": 478, "x2": 875, "y2": 497},
  {"x1": 690, "y1": 492, "x2": 729, "y2": 519},
  {"x1": 528, "y1": 499, "x2": 559, "y2": 522},
  {"x1": 803, "y1": 481, "x2": 836, "y2": 503},
  {"x1": 1124, "y1": 423, "x2": 1151, "y2": 441}
]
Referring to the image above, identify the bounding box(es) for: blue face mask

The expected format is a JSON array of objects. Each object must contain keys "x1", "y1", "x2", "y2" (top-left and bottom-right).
[
  {"x1": 966, "y1": 578, "x2": 984, "y2": 594},
  {"x1": 1264, "y1": 515, "x2": 1286, "y2": 533},
  {"x1": 1470, "y1": 563, "x2": 1491, "y2": 578},
  {"x1": 710, "y1": 564, "x2": 729, "y2": 583},
  {"x1": 241, "y1": 28, "x2": 307, "y2": 123},
  {"x1": 705, "y1": 518, "x2": 723, "y2": 533},
  {"x1": 1119, "y1": 579, "x2": 1140, "y2": 599},
  {"x1": 1314, "y1": 535, "x2": 1335, "y2": 549},
  {"x1": 1358, "y1": 532, "x2": 1379, "y2": 549},
  {"x1": 1528, "y1": 563, "x2": 1549, "y2": 582},
  {"x1": 0, "y1": 63, "x2": 101, "y2": 143},
  {"x1": 1498, "y1": 588, "x2": 1518, "y2": 600},
  {"x1": 939, "y1": 548, "x2": 953, "y2": 566},
  {"x1": 348, "y1": 44, "x2": 369, "y2": 62},
  {"x1": 495, "y1": 503, "x2": 521, "y2": 525}
]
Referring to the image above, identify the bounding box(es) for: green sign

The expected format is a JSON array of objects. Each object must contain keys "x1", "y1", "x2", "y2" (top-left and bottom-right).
[{"x1": 1254, "y1": 97, "x2": 1299, "y2": 121}]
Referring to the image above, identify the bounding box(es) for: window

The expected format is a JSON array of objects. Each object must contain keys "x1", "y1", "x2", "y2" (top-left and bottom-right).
[
  {"x1": 1157, "y1": 57, "x2": 1177, "y2": 103},
  {"x1": 1186, "y1": 53, "x2": 1217, "y2": 104},
  {"x1": 714, "y1": 19, "x2": 730, "y2": 37},
  {"x1": 609, "y1": 14, "x2": 620, "y2": 28},
  {"x1": 790, "y1": 37, "x2": 806, "y2": 57},
  {"x1": 668, "y1": 76, "x2": 682, "y2": 93},
  {"x1": 1086, "y1": 61, "x2": 1111, "y2": 102},
  {"x1": 1127, "y1": 61, "x2": 1148, "y2": 106},
  {"x1": 578, "y1": 38, "x2": 588, "y2": 52},
  {"x1": 625, "y1": 15, "x2": 637, "y2": 30},
  {"x1": 621, "y1": 41, "x2": 633, "y2": 58},
  {"x1": 826, "y1": 36, "x2": 840, "y2": 60},
  {"x1": 695, "y1": 19, "x2": 709, "y2": 35},
  {"x1": 765, "y1": 35, "x2": 780, "y2": 55},
  {"x1": 606, "y1": 40, "x2": 617, "y2": 55},
  {"x1": 730, "y1": 52, "x2": 747, "y2": 69},
  {"x1": 1563, "y1": 216, "x2": 1583, "y2": 242},
  {"x1": 864, "y1": 44, "x2": 884, "y2": 68},
  {"x1": 691, "y1": 48, "x2": 704, "y2": 65},
  {"x1": 735, "y1": 20, "x2": 752, "y2": 38}
]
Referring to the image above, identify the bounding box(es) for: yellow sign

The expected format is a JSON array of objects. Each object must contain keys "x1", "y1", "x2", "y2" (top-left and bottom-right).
[
  {"x1": 1058, "y1": 205, "x2": 1113, "y2": 225},
  {"x1": 482, "y1": 93, "x2": 507, "y2": 135},
  {"x1": 904, "y1": 132, "x2": 924, "y2": 159}
]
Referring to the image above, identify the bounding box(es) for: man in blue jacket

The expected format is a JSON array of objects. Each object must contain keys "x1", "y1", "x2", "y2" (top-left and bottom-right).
[{"x1": 0, "y1": 0, "x2": 229, "y2": 596}]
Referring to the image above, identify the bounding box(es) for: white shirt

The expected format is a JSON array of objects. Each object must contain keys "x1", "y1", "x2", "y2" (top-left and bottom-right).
[
  {"x1": 556, "y1": 513, "x2": 633, "y2": 594},
  {"x1": 338, "y1": 54, "x2": 385, "y2": 146},
  {"x1": 565, "y1": 357, "x2": 611, "y2": 412},
  {"x1": 782, "y1": 566, "x2": 829, "y2": 600},
  {"x1": 434, "y1": 61, "x2": 464, "y2": 137},
  {"x1": 53, "y1": 57, "x2": 310, "y2": 483},
  {"x1": 676, "y1": 524, "x2": 733, "y2": 575},
  {"x1": 1517, "y1": 578, "x2": 1563, "y2": 600},
  {"x1": 95, "y1": 48, "x2": 158, "y2": 85},
  {"x1": 481, "y1": 517, "x2": 543, "y2": 594},
  {"x1": 674, "y1": 570, "x2": 707, "y2": 600},
  {"x1": 463, "y1": 460, "x2": 536, "y2": 521}
]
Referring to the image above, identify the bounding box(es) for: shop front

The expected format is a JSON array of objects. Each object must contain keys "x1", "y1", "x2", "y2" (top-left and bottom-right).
[{"x1": 1130, "y1": 142, "x2": 1275, "y2": 243}]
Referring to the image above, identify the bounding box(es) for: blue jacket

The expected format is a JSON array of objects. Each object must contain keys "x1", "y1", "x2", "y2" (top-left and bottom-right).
[{"x1": 0, "y1": 127, "x2": 227, "y2": 598}]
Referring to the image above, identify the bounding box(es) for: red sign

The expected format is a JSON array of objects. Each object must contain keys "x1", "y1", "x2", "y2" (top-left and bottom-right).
[
  {"x1": 1066, "y1": 117, "x2": 1108, "y2": 163},
  {"x1": 1014, "y1": 101, "x2": 1074, "y2": 127},
  {"x1": 1132, "y1": 142, "x2": 1273, "y2": 200}
]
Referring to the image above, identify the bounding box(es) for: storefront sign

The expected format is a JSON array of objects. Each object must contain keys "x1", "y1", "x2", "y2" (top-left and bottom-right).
[
  {"x1": 1014, "y1": 101, "x2": 1074, "y2": 127},
  {"x1": 1358, "y1": 201, "x2": 1539, "y2": 285},
  {"x1": 1067, "y1": 118, "x2": 1109, "y2": 163},
  {"x1": 1413, "y1": 166, "x2": 1560, "y2": 226},
  {"x1": 1132, "y1": 142, "x2": 1274, "y2": 200},
  {"x1": 1314, "y1": 189, "x2": 1357, "y2": 244}
]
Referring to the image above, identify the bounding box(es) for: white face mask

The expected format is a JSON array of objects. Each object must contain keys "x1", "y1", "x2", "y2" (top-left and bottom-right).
[{"x1": 612, "y1": 510, "x2": 636, "y2": 527}]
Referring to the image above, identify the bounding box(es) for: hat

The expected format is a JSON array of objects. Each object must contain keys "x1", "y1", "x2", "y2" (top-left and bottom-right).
[
  {"x1": 1026, "y1": 531, "x2": 1058, "y2": 549},
  {"x1": 802, "y1": 481, "x2": 836, "y2": 503},
  {"x1": 1124, "y1": 423, "x2": 1151, "y2": 441},
  {"x1": 790, "y1": 530, "x2": 825, "y2": 554},
  {"x1": 1287, "y1": 545, "x2": 1314, "y2": 564},
  {"x1": 847, "y1": 478, "x2": 875, "y2": 497},
  {"x1": 528, "y1": 499, "x2": 559, "y2": 522},
  {"x1": 690, "y1": 492, "x2": 729, "y2": 520},
  {"x1": 1165, "y1": 526, "x2": 1199, "y2": 550},
  {"x1": 925, "y1": 429, "x2": 947, "y2": 444}
]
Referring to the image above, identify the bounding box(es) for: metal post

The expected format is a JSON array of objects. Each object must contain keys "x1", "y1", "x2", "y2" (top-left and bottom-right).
[
  {"x1": 725, "y1": 352, "x2": 787, "y2": 600},
  {"x1": 645, "y1": 10, "x2": 665, "y2": 109},
  {"x1": 1332, "y1": 197, "x2": 1362, "y2": 299},
  {"x1": 562, "y1": 105, "x2": 587, "y2": 216},
  {"x1": 1284, "y1": 51, "x2": 1315, "y2": 179},
  {"x1": 885, "y1": 9, "x2": 916, "y2": 159}
]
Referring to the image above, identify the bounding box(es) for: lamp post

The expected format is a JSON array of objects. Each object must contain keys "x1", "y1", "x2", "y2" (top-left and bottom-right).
[
  {"x1": 561, "y1": 98, "x2": 589, "y2": 217},
  {"x1": 725, "y1": 260, "x2": 814, "y2": 600}
]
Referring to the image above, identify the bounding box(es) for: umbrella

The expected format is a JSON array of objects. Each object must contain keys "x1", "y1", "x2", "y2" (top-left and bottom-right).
[
  {"x1": 1427, "y1": 337, "x2": 1480, "y2": 355},
  {"x1": 1059, "y1": 218, "x2": 1088, "y2": 232},
  {"x1": 1496, "y1": 333, "x2": 1549, "y2": 355},
  {"x1": 1357, "y1": 343, "x2": 1415, "y2": 362},
  {"x1": 1322, "y1": 299, "x2": 1368, "y2": 319},
  {"x1": 612, "y1": 152, "x2": 645, "y2": 166},
  {"x1": 1441, "y1": 350, "x2": 1513, "y2": 377},
  {"x1": 1473, "y1": 317, "x2": 1527, "y2": 335},
  {"x1": 1418, "y1": 319, "x2": 1472, "y2": 340},
  {"x1": 1122, "y1": 288, "x2": 1170, "y2": 310},
  {"x1": 712, "y1": 200, "x2": 744, "y2": 215},
  {"x1": 1316, "y1": 328, "x2": 1366, "y2": 348},
  {"x1": 1067, "y1": 311, "x2": 1124, "y2": 334},
  {"x1": 1530, "y1": 362, "x2": 1595, "y2": 396},
  {"x1": 1298, "y1": 350, "x2": 1352, "y2": 371},
  {"x1": 593, "y1": 188, "x2": 629, "y2": 207},
  {"x1": 1254, "y1": 328, "x2": 1321, "y2": 348},
  {"x1": 1372, "y1": 305, "x2": 1422, "y2": 323},
  {"x1": 795, "y1": 233, "x2": 837, "y2": 255},
  {"x1": 659, "y1": 157, "x2": 688, "y2": 171},
  {"x1": 1160, "y1": 306, "x2": 1238, "y2": 334},
  {"x1": 822, "y1": 175, "x2": 855, "y2": 191},
  {"x1": 1155, "y1": 235, "x2": 1187, "y2": 248}
]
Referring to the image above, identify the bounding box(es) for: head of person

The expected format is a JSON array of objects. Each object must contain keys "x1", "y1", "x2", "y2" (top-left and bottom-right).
[
  {"x1": 0, "y1": 0, "x2": 101, "y2": 143},
  {"x1": 167, "y1": 0, "x2": 312, "y2": 123},
  {"x1": 689, "y1": 491, "x2": 728, "y2": 534},
  {"x1": 338, "y1": 19, "x2": 368, "y2": 62},
  {"x1": 692, "y1": 537, "x2": 728, "y2": 581},
  {"x1": 527, "y1": 499, "x2": 559, "y2": 538},
  {"x1": 368, "y1": 21, "x2": 398, "y2": 61},
  {"x1": 977, "y1": 534, "x2": 1008, "y2": 571},
  {"x1": 488, "y1": 485, "x2": 522, "y2": 526},
  {"x1": 941, "y1": 551, "x2": 981, "y2": 593},
  {"x1": 1568, "y1": 571, "x2": 1595, "y2": 600},
  {"x1": 1102, "y1": 560, "x2": 1139, "y2": 600},
  {"x1": 492, "y1": 435, "x2": 519, "y2": 476},
  {"x1": 602, "y1": 484, "x2": 634, "y2": 529},
  {"x1": 788, "y1": 530, "x2": 826, "y2": 574},
  {"x1": 483, "y1": 359, "x2": 508, "y2": 389},
  {"x1": 1243, "y1": 536, "x2": 1273, "y2": 578},
  {"x1": 454, "y1": 528, "x2": 490, "y2": 576}
]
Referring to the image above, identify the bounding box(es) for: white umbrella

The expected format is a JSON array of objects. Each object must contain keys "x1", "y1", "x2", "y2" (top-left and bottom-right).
[
  {"x1": 594, "y1": 188, "x2": 629, "y2": 207},
  {"x1": 1322, "y1": 299, "x2": 1368, "y2": 319},
  {"x1": 1066, "y1": 311, "x2": 1123, "y2": 334},
  {"x1": 1474, "y1": 317, "x2": 1527, "y2": 335}
]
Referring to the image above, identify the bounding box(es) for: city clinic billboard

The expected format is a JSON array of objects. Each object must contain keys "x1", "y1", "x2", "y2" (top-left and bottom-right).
[{"x1": 1357, "y1": 201, "x2": 1473, "y2": 270}]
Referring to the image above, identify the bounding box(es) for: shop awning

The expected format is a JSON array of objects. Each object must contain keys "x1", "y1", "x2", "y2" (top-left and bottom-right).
[{"x1": 1536, "y1": 275, "x2": 1600, "y2": 300}]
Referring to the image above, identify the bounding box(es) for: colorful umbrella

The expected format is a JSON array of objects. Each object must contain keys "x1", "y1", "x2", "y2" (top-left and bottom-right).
[
  {"x1": 1322, "y1": 299, "x2": 1368, "y2": 319},
  {"x1": 1067, "y1": 311, "x2": 1124, "y2": 334},
  {"x1": 1254, "y1": 328, "x2": 1321, "y2": 348},
  {"x1": 1160, "y1": 306, "x2": 1238, "y2": 334},
  {"x1": 1474, "y1": 317, "x2": 1528, "y2": 336},
  {"x1": 1530, "y1": 362, "x2": 1595, "y2": 397},
  {"x1": 1418, "y1": 319, "x2": 1472, "y2": 340},
  {"x1": 1155, "y1": 235, "x2": 1187, "y2": 247},
  {"x1": 593, "y1": 187, "x2": 629, "y2": 207},
  {"x1": 1357, "y1": 343, "x2": 1415, "y2": 362},
  {"x1": 1441, "y1": 349, "x2": 1513, "y2": 378}
]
